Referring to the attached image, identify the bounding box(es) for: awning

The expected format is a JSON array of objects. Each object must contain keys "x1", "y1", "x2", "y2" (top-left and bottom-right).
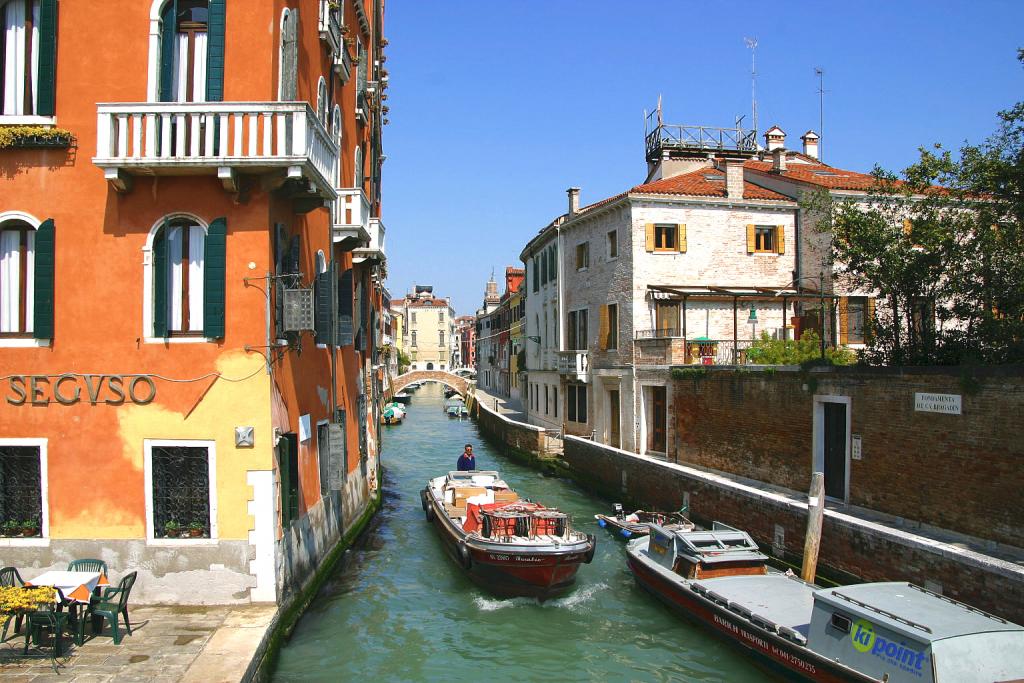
[{"x1": 647, "y1": 284, "x2": 836, "y2": 301}]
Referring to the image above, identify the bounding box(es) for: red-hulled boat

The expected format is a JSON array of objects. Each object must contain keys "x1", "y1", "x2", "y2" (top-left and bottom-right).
[{"x1": 421, "y1": 470, "x2": 596, "y2": 599}]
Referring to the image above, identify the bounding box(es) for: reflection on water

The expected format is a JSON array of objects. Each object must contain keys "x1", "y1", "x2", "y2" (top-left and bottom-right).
[{"x1": 272, "y1": 383, "x2": 769, "y2": 682}]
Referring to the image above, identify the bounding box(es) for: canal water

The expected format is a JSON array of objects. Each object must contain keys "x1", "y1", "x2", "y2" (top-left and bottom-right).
[{"x1": 273, "y1": 383, "x2": 769, "y2": 682}]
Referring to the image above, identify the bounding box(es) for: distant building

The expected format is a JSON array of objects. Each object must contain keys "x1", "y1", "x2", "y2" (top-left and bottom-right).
[
  {"x1": 475, "y1": 268, "x2": 524, "y2": 397},
  {"x1": 455, "y1": 315, "x2": 477, "y2": 371},
  {"x1": 398, "y1": 286, "x2": 456, "y2": 371}
]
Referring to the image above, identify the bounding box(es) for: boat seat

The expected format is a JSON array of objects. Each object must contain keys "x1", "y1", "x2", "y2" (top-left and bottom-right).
[
  {"x1": 778, "y1": 625, "x2": 806, "y2": 645},
  {"x1": 750, "y1": 613, "x2": 779, "y2": 634},
  {"x1": 728, "y1": 601, "x2": 753, "y2": 619}
]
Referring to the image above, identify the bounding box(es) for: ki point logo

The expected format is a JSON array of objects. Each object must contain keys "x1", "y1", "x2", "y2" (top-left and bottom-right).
[{"x1": 851, "y1": 619, "x2": 927, "y2": 675}]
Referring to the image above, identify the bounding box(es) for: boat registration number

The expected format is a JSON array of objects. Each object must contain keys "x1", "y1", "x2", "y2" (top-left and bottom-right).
[{"x1": 487, "y1": 554, "x2": 543, "y2": 563}]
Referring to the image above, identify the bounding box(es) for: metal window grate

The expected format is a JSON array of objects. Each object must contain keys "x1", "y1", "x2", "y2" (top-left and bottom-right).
[
  {"x1": 282, "y1": 288, "x2": 316, "y2": 331},
  {"x1": 0, "y1": 447, "x2": 42, "y2": 536},
  {"x1": 152, "y1": 446, "x2": 210, "y2": 538}
]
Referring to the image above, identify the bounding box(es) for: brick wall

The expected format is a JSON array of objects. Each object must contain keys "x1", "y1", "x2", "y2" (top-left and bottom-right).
[
  {"x1": 474, "y1": 398, "x2": 545, "y2": 454},
  {"x1": 563, "y1": 436, "x2": 1024, "y2": 625},
  {"x1": 671, "y1": 366, "x2": 1024, "y2": 547}
]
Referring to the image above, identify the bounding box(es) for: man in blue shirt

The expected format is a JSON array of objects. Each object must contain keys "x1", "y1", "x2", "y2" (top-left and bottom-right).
[{"x1": 456, "y1": 444, "x2": 476, "y2": 471}]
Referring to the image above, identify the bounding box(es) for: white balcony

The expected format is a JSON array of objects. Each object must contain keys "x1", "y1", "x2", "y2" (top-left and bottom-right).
[
  {"x1": 94, "y1": 102, "x2": 339, "y2": 199},
  {"x1": 333, "y1": 187, "x2": 371, "y2": 247},
  {"x1": 556, "y1": 350, "x2": 590, "y2": 382},
  {"x1": 354, "y1": 216, "x2": 386, "y2": 264}
]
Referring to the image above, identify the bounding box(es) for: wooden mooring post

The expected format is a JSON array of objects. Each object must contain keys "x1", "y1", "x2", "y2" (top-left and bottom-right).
[{"x1": 801, "y1": 472, "x2": 825, "y2": 583}]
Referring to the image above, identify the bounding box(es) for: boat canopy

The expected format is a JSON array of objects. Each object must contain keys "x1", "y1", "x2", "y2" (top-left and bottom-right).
[{"x1": 657, "y1": 522, "x2": 768, "y2": 566}]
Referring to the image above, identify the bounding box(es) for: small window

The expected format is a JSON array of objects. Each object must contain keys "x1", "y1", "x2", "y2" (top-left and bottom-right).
[
  {"x1": 2, "y1": 0, "x2": 55, "y2": 117},
  {"x1": 607, "y1": 230, "x2": 618, "y2": 259},
  {"x1": 439, "y1": 330, "x2": 444, "y2": 345},
  {"x1": 830, "y1": 613, "x2": 852, "y2": 634},
  {"x1": 153, "y1": 219, "x2": 207, "y2": 336},
  {"x1": 754, "y1": 226, "x2": 775, "y2": 253},
  {"x1": 654, "y1": 225, "x2": 676, "y2": 251},
  {"x1": 411, "y1": 331, "x2": 417, "y2": 346},
  {"x1": 567, "y1": 384, "x2": 588, "y2": 423},
  {"x1": 150, "y1": 444, "x2": 213, "y2": 539},
  {"x1": 544, "y1": 385, "x2": 549, "y2": 414},
  {"x1": 575, "y1": 242, "x2": 589, "y2": 270},
  {"x1": 1, "y1": 220, "x2": 36, "y2": 336},
  {"x1": 552, "y1": 386, "x2": 558, "y2": 418},
  {"x1": 0, "y1": 444, "x2": 43, "y2": 537},
  {"x1": 607, "y1": 303, "x2": 618, "y2": 350}
]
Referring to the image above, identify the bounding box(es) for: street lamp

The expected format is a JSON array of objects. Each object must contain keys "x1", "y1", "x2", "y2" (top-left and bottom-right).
[{"x1": 747, "y1": 305, "x2": 758, "y2": 340}]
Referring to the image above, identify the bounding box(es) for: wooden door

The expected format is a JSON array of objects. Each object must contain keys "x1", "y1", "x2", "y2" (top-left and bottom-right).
[
  {"x1": 823, "y1": 403, "x2": 847, "y2": 500},
  {"x1": 650, "y1": 386, "x2": 667, "y2": 452},
  {"x1": 609, "y1": 390, "x2": 621, "y2": 449}
]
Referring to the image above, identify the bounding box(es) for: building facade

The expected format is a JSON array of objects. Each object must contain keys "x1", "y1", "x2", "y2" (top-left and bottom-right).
[
  {"x1": 0, "y1": 0, "x2": 388, "y2": 606},
  {"x1": 454, "y1": 315, "x2": 476, "y2": 372},
  {"x1": 521, "y1": 119, "x2": 878, "y2": 455},
  {"x1": 398, "y1": 285, "x2": 455, "y2": 371},
  {"x1": 475, "y1": 268, "x2": 523, "y2": 398}
]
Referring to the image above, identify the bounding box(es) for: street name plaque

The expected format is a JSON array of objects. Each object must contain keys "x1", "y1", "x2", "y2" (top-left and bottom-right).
[{"x1": 914, "y1": 392, "x2": 962, "y2": 415}]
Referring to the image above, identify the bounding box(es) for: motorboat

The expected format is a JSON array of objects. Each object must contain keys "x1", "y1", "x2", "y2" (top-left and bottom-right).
[
  {"x1": 380, "y1": 402, "x2": 405, "y2": 425},
  {"x1": 595, "y1": 503, "x2": 694, "y2": 538},
  {"x1": 393, "y1": 391, "x2": 412, "y2": 404},
  {"x1": 421, "y1": 471, "x2": 596, "y2": 599},
  {"x1": 444, "y1": 397, "x2": 468, "y2": 418},
  {"x1": 626, "y1": 522, "x2": 1024, "y2": 682}
]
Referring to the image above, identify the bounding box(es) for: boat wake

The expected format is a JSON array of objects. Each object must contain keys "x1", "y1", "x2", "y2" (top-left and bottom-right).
[{"x1": 472, "y1": 582, "x2": 608, "y2": 612}]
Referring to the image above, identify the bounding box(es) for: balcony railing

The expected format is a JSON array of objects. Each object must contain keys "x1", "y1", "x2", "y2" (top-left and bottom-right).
[
  {"x1": 94, "y1": 102, "x2": 338, "y2": 198},
  {"x1": 556, "y1": 350, "x2": 589, "y2": 381},
  {"x1": 318, "y1": 0, "x2": 342, "y2": 54},
  {"x1": 333, "y1": 187, "x2": 371, "y2": 246},
  {"x1": 354, "y1": 216, "x2": 386, "y2": 263},
  {"x1": 635, "y1": 327, "x2": 684, "y2": 340}
]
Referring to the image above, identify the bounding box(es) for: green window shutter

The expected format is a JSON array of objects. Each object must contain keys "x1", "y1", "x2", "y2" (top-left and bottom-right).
[
  {"x1": 314, "y1": 265, "x2": 333, "y2": 344},
  {"x1": 153, "y1": 223, "x2": 169, "y2": 338},
  {"x1": 205, "y1": 0, "x2": 226, "y2": 101},
  {"x1": 203, "y1": 217, "x2": 227, "y2": 338},
  {"x1": 36, "y1": 0, "x2": 57, "y2": 116},
  {"x1": 159, "y1": 0, "x2": 178, "y2": 102},
  {"x1": 32, "y1": 219, "x2": 55, "y2": 340},
  {"x1": 337, "y1": 268, "x2": 353, "y2": 346}
]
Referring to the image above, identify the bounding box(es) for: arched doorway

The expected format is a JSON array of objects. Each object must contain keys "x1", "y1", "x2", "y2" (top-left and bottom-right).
[{"x1": 426, "y1": 362, "x2": 434, "y2": 370}]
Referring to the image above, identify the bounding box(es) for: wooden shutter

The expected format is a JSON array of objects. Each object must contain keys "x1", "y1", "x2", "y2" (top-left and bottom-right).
[
  {"x1": 35, "y1": 0, "x2": 57, "y2": 116},
  {"x1": 866, "y1": 298, "x2": 876, "y2": 340},
  {"x1": 32, "y1": 219, "x2": 55, "y2": 339},
  {"x1": 287, "y1": 235, "x2": 300, "y2": 273},
  {"x1": 206, "y1": 0, "x2": 226, "y2": 101},
  {"x1": 281, "y1": 9, "x2": 299, "y2": 101},
  {"x1": 338, "y1": 268, "x2": 354, "y2": 346},
  {"x1": 203, "y1": 217, "x2": 227, "y2": 338},
  {"x1": 838, "y1": 297, "x2": 849, "y2": 345},
  {"x1": 314, "y1": 263, "x2": 334, "y2": 344},
  {"x1": 746, "y1": 224, "x2": 756, "y2": 253},
  {"x1": 645, "y1": 223, "x2": 655, "y2": 252},
  {"x1": 776, "y1": 225, "x2": 785, "y2": 254},
  {"x1": 598, "y1": 305, "x2": 609, "y2": 350},
  {"x1": 903, "y1": 218, "x2": 913, "y2": 236},
  {"x1": 676, "y1": 224, "x2": 687, "y2": 253},
  {"x1": 153, "y1": 222, "x2": 169, "y2": 337},
  {"x1": 159, "y1": 0, "x2": 178, "y2": 102}
]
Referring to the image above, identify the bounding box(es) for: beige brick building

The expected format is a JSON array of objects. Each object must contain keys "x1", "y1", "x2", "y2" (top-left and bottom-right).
[{"x1": 397, "y1": 285, "x2": 455, "y2": 371}]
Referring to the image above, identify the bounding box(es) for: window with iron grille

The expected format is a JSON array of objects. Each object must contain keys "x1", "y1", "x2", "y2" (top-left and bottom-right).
[
  {"x1": 150, "y1": 445, "x2": 211, "y2": 538},
  {"x1": 0, "y1": 445, "x2": 42, "y2": 536}
]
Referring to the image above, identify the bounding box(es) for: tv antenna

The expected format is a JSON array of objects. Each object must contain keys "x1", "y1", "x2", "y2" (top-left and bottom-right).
[
  {"x1": 744, "y1": 37, "x2": 758, "y2": 134},
  {"x1": 815, "y1": 67, "x2": 825, "y2": 160}
]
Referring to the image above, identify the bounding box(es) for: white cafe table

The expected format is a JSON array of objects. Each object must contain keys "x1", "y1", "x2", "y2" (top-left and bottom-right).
[{"x1": 26, "y1": 570, "x2": 108, "y2": 604}]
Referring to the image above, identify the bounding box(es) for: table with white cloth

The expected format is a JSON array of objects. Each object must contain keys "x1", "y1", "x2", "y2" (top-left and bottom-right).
[{"x1": 26, "y1": 570, "x2": 109, "y2": 604}]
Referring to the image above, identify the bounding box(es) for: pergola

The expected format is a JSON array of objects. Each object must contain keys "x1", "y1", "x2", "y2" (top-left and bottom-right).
[{"x1": 646, "y1": 284, "x2": 840, "y2": 361}]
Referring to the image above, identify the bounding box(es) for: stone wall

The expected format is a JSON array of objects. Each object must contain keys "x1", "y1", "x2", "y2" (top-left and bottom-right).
[
  {"x1": 671, "y1": 366, "x2": 1024, "y2": 547},
  {"x1": 474, "y1": 398, "x2": 546, "y2": 455},
  {"x1": 563, "y1": 435, "x2": 1024, "y2": 625}
]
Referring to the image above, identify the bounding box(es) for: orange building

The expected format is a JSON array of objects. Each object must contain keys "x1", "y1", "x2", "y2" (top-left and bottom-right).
[{"x1": 0, "y1": 0, "x2": 388, "y2": 605}]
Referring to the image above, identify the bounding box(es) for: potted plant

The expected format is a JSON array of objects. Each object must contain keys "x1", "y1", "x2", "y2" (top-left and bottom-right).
[
  {"x1": 163, "y1": 519, "x2": 181, "y2": 538},
  {"x1": 1, "y1": 520, "x2": 20, "y2": 537},
  {"x1": 187, "y1": 522, "x2": 206, "y2": 538},
  {"x1": 20, "y1": 518, "x2": 39, "y2": 537}
]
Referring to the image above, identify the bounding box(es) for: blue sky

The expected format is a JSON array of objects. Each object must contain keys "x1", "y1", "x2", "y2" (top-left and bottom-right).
[{"x1": 380, "y1": 1, "x2": 1024, "y2": 315}]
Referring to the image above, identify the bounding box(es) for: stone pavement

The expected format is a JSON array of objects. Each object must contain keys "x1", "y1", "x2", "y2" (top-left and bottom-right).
[
  {"x1": 472, "y1": 387, "x2": 526, "y2": 422},
  {"x1": 0, "y1": 603, "x2": 276, "y2": 682}
]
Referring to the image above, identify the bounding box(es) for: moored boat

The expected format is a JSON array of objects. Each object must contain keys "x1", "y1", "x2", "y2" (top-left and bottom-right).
[
  {"x1": 626, "y1": 522, "x2": 1024, "y2": 682},
  {"x1": 421, "y1": 471, "x2": 596, "y2": 599},
  {"x1": 443, "y1": 397, "x2": 468, "y2": 418},
  {"x1": 393, "y1": 391, "x2": 412, "y2": 404},
  {"x1": 595, "y1": 503, "x2": 694, "y2": 538},
  {"x1": 380, "y1": 401, "x2": 405, "y2": 425}
]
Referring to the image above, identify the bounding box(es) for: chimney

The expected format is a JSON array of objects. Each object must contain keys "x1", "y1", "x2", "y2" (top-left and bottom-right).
[
  {"x1": 801, "y1": 130, "x2": 820, "y2": 160},
  {"x1": 764, "y1": 125, "x2": 786, "y2": 152},
  {"x1": 724, "y1": 160, "x2": 744, "y2": 199},
  {"x1": 567, "y1": 187, "x2": 580, "y2": 216},
  {"x1": 772, "y1": 147, "x2": 788, "y2": 173}
]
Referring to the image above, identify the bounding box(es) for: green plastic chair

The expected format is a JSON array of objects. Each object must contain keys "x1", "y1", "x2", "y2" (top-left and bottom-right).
[
  {"x1": 1, "y1": 566, "x2": 25, "y2": 641},
  {"x1": 24, "y1": 587, "x2": 72, "y2": 662},
  {"x1": 67, "y1": 558, "x2": 109, "y2": 576},
  {"x1": 86, "y1": 571, "x2": 136, "y2": 645}
]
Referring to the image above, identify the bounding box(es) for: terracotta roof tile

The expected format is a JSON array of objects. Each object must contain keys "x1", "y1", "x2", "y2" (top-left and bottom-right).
[
  {"x1": 630, "y1": 168, "x2": 791, "y2": 201},
  {"x1": 745, "y1": 160, "x2": 891, "y2": 191}
]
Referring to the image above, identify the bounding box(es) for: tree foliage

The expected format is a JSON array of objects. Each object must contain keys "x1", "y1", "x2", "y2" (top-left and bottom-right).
[
  {"x1": 806, "y1": 53, "x2": 1024, "y2": 365},
  {"x1": 746, "y1": 331, "x2": 856, "y2": 366}
]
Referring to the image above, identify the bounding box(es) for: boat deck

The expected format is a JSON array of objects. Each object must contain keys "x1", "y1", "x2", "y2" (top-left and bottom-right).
[{"x1": 693, "y1": 573, "x2": 814, "y2": 639}]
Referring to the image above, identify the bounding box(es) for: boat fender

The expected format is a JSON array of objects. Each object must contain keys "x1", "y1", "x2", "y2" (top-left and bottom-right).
[
  {"x1": 583, "y1": 534, "x2": 597, "y2": 564},
  {"x1": 457, "y1": 540, "x2": 472, "y2": 569},
  {"x1": 420, "y1": 490, "x2": 429, "y2": 512},
  {"x1": 423, "y1": 494, "x2": 435, "y2": 522},
  {"x1": 597, "y1": 518, "x2": 607, "y2": 528}
]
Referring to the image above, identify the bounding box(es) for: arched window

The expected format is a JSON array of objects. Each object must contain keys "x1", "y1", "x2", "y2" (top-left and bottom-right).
[
  {"x1": 2, "y1": 0, "x2": 56, "y2": 117},
  {"x1": 316, "y1": 77, "x2": 329, "y2": 126},
  {"x1": 148, "y1": 215, "x2": 226, "y2": 339},
  {"x1": 158, "y1": 0, "x2": 214, "y2": 103},
  {"x1": 1, "y1": 215, "x2": 52, "y2": 339},
  {"x1": 354, "y1": 144, "x2": 363, "y2": 188},
  {"x1": 278, "y1": 8, "x2": 297, "y2": 101}
]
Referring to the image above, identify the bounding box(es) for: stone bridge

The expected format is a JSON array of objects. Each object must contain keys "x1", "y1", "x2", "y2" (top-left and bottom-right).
[{"x1": 392, "y1": 370, "x2": 472, "y2": 397}]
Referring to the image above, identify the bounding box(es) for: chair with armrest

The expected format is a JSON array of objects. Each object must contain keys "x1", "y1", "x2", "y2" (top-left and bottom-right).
[
  {"x1": 86, "y1": 571, "x2": 137, "y2": 645},
  {"x1": 23, "y1": 587, "x2": 71, "y2": 659},
  {"x1": 1, "y1": 566, "x2": 26, "y2": 641}
]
